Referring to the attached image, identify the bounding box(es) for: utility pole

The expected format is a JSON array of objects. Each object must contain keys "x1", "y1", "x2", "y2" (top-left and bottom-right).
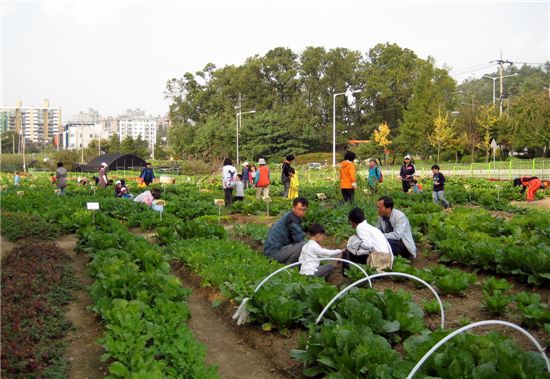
[{"x1": 491, "y1": 51, "x2": 513, "y2": 117}]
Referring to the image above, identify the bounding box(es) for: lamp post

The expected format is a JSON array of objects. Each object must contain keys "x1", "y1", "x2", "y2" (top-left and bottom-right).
[
  {"x1": 235, "y1": 109, "x2": 255, "y2": 166},
  {"x1": 483, "y1": 73, "x2": 517, "y2": 115},
  {"x1": 333, "y1": 89, "x2": 361, "y2": 167},
  {"x1": 482, "y1": 75, "x2": 498, "y2": 105}
]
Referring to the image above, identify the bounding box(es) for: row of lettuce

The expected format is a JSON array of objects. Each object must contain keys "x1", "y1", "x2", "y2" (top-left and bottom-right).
[
  {"x1": 2, "y1": 188, "x2": 219, "y2": 378},
  {"x1": 2, "y1": 179, "x2": 549, "y2": 377}
]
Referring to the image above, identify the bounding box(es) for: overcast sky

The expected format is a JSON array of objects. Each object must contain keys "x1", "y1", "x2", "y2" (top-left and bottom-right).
[{"x1": 2, "y1": 0, "x2": 549, "y2": 120}]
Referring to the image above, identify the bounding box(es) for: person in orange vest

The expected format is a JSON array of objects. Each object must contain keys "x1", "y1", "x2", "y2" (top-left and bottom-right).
[
  {"x1": 254, "y1": 158, "x2": 270, "y2": 199},
  {"x1": 513, "y1": 176, "x2": 543, "y2": 202},
  {"x1": 339, "y1": 151, "x2": 357, "y2": 203}
]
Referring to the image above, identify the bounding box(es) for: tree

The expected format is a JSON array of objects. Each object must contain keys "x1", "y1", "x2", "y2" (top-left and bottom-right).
[
  {"x1": 120, "y1": 135, "x2": 148, "y2": 159},
  {"x1": 475, "y1": 105, "x2": 498, "y2": 163},
  {"x1": 500, "y1": 91, "x2": 550, "y2": 156},
  {"x1": 454, "y1": 102, "x2": 481, "y2": 163},
  {"x1": 428, "y1": 109, "x2": 456, "y2": 163},
  {"x1": 397, "y1": 59, "x2": 456, "y2": 157},
  {"x1": 373, "y1": 122, "x2": 392, "y2": 165}
]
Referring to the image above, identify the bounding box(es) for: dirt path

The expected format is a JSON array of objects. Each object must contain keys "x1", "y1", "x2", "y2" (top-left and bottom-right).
[
  {"x1": 510, "y1": 196, "x2": 550, "y2": 210},
  {"x1": 0, "y1": 235, "x2": 16, "y2": 262},
  {"x1": 59, "y1": 234, "x2": 108, "y2": 379},
  {"x1": 172, "y1": 266, "x2": 297, "y2": 379}
]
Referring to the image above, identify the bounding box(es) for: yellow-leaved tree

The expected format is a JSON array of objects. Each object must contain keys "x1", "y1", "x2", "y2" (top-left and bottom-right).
[
  {"x1": 476, "y1": 104, "x2": 498, "y2": 163},
  {"x1": 428, "y1": 109, "x2": 456, "y2": 163},
  {"x1": 373, "y1": 122, "x2": 392, "y2": 165}
]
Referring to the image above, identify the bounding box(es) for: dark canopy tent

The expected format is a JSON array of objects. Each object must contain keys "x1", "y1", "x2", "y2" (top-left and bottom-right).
[{"x1": 80, "y1": 153, "x2": 147, "y2": 172}]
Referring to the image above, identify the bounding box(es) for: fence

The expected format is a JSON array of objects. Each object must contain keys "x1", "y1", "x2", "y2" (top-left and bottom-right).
[{"x1": 299, "y1": 159, "x2": 549, "y2": 182}]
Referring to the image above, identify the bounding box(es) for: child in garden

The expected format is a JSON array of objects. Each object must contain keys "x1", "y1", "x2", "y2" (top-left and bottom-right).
[
  {"x1": 288, "y1": 167, "x2": 299, "y2": 200},
  {"x1": 412, "y1": 178, "x2": 423, "y2": 194},
  {"x1": 14, "y1": 172, "x2": 20, "y2": 186},
  {"x1": 231, "y1": 174, "x2": 245, "y2": 201},
  {"x1": 299, "y1": 223, "x2": 342, "y2": 280},
  {"x1": 431, "y1": 165, "x2": 450, "y2": 208}
]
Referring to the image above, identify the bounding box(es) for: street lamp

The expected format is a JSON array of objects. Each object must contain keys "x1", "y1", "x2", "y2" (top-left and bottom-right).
[
  {"x1": 235, "y1": 109, "x2": 255, "y2": 166},
  {"x1": 333, "y1": 89, "x2": 361, "y2": 167},
  {"x1": 483, "y1": 73, "x2": 517, "y2": 115}
]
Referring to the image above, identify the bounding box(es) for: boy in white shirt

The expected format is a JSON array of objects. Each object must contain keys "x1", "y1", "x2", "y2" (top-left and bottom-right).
[{"x1": 299, "y1": 223, "x2": 342, "y2": 279}]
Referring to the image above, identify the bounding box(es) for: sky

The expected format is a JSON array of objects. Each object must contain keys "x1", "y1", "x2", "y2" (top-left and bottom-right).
[{"x1": 1, "y1": 0, "x2": 549, "y2": 120}]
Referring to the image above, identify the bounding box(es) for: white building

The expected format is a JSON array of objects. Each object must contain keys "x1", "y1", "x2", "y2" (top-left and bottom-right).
[
  {"x1": 63, "y1": 122, "x2": 111, "y2": 150},
  {"x1": 118, "y1": 117, "x2": 157, "y2": 149}
]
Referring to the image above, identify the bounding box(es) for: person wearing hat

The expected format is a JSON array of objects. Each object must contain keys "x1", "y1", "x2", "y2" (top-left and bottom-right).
[
  {"x1": 242, "y1": 162, "x2": 250, "y2": 190},
  {"x1": 398, "y1": 155, "x2": 416, "y2": 193},
  {"x1": 281, "y1": 154, "x2": 295, "y2": 198},
  {"x1": 254, "y1": 158, "x2": 270, "y2": 199},
  {"x1": 99, "y1": 162, "x2": 109, "y2": 189}
]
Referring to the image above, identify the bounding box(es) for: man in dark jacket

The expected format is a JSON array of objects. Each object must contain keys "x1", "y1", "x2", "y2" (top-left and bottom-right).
[
  {"x1": 140, "y1": 162, "x2": 155, "y2": 186},
  {"x1": 264, "y1": 196, "x2": 308, "y2": 263},
  {"x1": 281, "y1": 154, "x2": 295, "y2": 198}
]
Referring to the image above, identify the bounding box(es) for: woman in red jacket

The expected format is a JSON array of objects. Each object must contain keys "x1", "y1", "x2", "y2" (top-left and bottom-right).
[{"x1": 513, "y1": 176, "x2": 542, "y2": 202}]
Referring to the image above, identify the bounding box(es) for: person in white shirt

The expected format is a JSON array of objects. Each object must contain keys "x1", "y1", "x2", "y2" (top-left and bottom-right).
[
  {"x1": 222, "y1": 157, "x2": 237, "y2": 206},
  {"x1": 299, "y1": 224, "x2": 342, "y2": 279},
  {"x1": 230, "y1": 174, "x2": 245, "y2": 201},
  {"x1": 342, "y1": 207, "x2": 392, "y2": 273}
]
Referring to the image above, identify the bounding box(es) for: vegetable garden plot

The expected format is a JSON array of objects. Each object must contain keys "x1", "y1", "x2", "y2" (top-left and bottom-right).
[
  {"x1": 1, "y1": 174, "x2": 549, "y2": 378},
  {"x1": 1, "y1": 242, "x2": 79, "y2": 378}
]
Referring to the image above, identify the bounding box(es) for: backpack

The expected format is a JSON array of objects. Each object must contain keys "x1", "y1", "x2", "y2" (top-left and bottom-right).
[{"x1": 377, "y1": 167, "x2": 384, "y2": 183}]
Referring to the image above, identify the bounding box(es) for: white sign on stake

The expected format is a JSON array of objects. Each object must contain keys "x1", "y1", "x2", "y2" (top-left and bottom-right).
[{"x1": 87, "y1": 202, "x2": 100, "y2": 210}]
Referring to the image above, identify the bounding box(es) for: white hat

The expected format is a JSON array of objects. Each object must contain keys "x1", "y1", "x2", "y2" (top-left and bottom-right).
[
  {"x1": 404, "y1": 155, "x2": 411, "y2": 160},
  {"x1": 115, "y1": 180, "x2": 121, "y2": 185},
  {"x1": 243, "y1": 161, "x2": 249, "y2": 166},
  {"x1": 101, "y1": 162, "x2": 107, "y2": 167},
  {"x1": 258, "y1": 158, "x2": 266, "y2": 165}
]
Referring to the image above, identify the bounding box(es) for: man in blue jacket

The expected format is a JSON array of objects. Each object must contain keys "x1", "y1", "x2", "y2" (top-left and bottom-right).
[
  {"x1": 140, "y1": 162, "x2": 155, "y2": 186},
  {"x1": 264, "y1": 197, "x2": 309, "y2": 264}
]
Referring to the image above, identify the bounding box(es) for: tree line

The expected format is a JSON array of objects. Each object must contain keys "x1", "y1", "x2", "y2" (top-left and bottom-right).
[{"x1": 165, "y1": 43, "x2": 549, "y2": 163}]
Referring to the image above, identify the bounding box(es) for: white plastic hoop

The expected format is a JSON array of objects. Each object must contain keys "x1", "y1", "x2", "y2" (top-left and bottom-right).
[
  {"x1": 316, "y1": 272, "x2": 445, "y2": 329},
  {"x1": 253, "y1": 258, "x2": 372, "y2": 294},
  {"x1": 406, "y1": 320, "x2": 550, "y2": 378}
]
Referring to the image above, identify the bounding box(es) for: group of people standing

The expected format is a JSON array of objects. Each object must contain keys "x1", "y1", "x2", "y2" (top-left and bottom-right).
[
  {"x1": 263, "y1": 195, "x2": 417, "y2": 279},
  {"x1": 340, "y1": 153, "x2": 451, "y2": 209},
  {"x1": 222, "y1": 154, "x2": 299, "y2": 206}
]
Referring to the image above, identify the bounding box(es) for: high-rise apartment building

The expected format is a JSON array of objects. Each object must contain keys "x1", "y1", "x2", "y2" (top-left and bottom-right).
[
  {"x1": 118, "y1": 114, "x2": 157, "y2": 149},
  {"x1": 0, "y1": 100, "x2": 62, "y2": 145}
]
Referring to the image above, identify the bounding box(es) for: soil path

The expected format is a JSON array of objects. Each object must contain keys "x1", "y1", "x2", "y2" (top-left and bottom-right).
[
  {"x1": 0, "y1": 235, "x2": 16, "y2": 262},
  {"x1": 59, "y1": 234, "x2": 108, "y2": 379},
  {"x1": 174, "y1": 270, "x2": 289, "y2": 379},
  {"x1": 510, "y1": 196, "x2": 550, "y2": 210}
]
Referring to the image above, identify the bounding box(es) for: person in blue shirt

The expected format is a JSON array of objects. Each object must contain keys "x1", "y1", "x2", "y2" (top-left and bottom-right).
[
  {"x1": 140, "y1": 162, "x2": 155, "y2": 186},
  {"x1": 367, "y1": 159, "x2": 382, "y2": 193}
]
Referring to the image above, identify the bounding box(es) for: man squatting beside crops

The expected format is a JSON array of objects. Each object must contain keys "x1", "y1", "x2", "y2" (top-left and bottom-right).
[{"x1": 264, "y1": 197, "x2": 309, "y2": 264}]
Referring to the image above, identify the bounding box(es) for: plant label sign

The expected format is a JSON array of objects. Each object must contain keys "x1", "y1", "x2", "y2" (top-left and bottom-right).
[{"x1": 87, "y1": 202, "x2": 100, "y2": 210}]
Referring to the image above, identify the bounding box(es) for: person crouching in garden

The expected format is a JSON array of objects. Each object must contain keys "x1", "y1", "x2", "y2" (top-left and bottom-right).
[
  {"x1": 513, "y1": 176, "x2": 543, "y2": 202},
  {"x1": 298, "y1": 223, "x2": 342, "y2": 280},
  {"x1": 342, "y1": 207, "x2": 392, "y2": 273},
  {"x1": 264, "y1": 197, "x2": 308, "y2": 264}
]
